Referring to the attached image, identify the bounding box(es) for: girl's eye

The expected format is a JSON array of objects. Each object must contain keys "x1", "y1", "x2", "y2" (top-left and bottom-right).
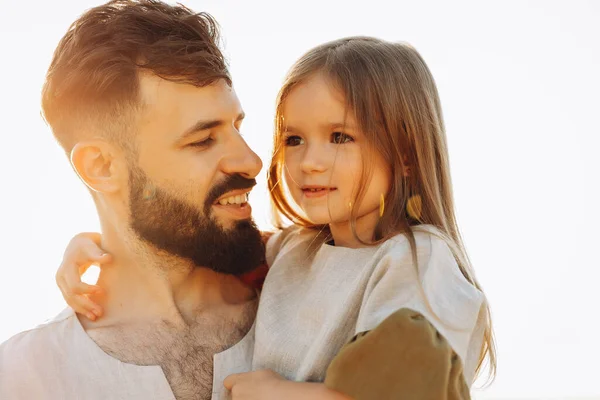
[
  {"x1": 284, "y1": 135, "x2": 304, "y2": 146},
  {"x1": 332, "y1": 132, "x2": 354, "y2": 144},
  {"x1": 189, "y1": 137, "x2": 214, "y2": 148}
]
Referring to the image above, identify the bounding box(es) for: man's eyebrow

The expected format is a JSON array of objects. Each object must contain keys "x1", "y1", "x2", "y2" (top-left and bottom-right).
[{"x1": 180, "y1": 112, "x2": 245, "y2": 140}]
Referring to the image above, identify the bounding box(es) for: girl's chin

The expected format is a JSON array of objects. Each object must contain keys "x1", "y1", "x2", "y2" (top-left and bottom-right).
[
  {"x1": 303, "y1": 208, "x2": 381, "y2": 229},
  {"x1": 302, "y1": 215, "x2": 332, "y2": 226},
  {"x1": 303, "y1": 213, "x2": 349, "y2": 226},
  {"x1": 300, "y1": 211, "x2": 334, "y2": 226}
]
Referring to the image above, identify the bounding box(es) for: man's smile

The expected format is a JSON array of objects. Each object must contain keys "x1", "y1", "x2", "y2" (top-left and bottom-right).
[{"x1": 213, "y1": 189, "x2": 252, "y2": 219}]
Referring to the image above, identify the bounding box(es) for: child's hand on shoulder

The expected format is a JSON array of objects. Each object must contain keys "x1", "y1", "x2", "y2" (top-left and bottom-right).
[
  {"x1": 56, "y1": 232, "x2": 111, "y2": 321},
  {"x1": 224, "y1": 370, "x2": 351, "y2": 400},
  {"x1": 224, "y1": 370, "x2": 285, "y2": 400}
]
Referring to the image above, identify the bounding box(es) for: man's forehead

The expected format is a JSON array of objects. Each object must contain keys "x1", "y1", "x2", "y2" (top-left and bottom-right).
[{"x1": 138, "y1": 73, "x2": 241, "y2": 118}]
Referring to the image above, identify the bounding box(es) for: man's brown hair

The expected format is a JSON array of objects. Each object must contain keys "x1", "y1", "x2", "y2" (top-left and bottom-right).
[{"x1": 42, "y1": 0, "x2": 230, "y2": 153}]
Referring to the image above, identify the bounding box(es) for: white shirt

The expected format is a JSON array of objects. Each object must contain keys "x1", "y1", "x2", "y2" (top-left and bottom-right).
[
  {"x1": 0, "y1": 307, "x2": 254, "y2": 400},
  {"x1": 248, "y1": 225, "x2": 485, "y2": 385},
  {"x1": 0, "y1": 224, "x2": 484, "y2": 399}
]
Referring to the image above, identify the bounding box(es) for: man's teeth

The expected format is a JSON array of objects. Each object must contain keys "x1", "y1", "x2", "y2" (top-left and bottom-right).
[{"x1": 218, "y1": 193, "x2": 248, "y2": 205}]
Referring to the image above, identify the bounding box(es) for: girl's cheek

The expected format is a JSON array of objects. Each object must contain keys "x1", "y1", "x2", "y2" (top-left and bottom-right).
[
  {"x1": 283, "y1": 170, "x2": 301, "y2": 203},
  {"x1": 283, "y1": 154, "x2": 301, "y2": 175}
]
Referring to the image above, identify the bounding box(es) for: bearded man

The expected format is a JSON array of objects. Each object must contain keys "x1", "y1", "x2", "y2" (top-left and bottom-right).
[{"x1": 0, "y1": 1, "x2": 266, "y2": 399}]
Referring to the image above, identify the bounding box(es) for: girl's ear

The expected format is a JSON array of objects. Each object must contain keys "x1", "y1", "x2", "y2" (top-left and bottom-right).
[{"x1": 402, "y1": 154, "x2": 412, "y2": 178}]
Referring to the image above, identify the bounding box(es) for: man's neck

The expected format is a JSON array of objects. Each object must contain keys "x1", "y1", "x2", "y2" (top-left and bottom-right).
[{"x1": 80, "y1": 228, "x2": 256, "y2": 331}]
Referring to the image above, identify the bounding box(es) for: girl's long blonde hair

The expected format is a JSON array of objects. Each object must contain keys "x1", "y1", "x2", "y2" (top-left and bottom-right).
[{"x1": 267, "y1": 37, "x2": 496, "y2": 382}]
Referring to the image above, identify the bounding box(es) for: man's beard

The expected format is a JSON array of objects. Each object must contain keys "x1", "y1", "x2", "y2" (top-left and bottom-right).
[{"x1": 127, "y1": 165, "x2": 265, "y2": 276}]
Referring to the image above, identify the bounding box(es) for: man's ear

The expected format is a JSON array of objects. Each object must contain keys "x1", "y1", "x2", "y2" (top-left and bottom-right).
[{"x1": 70, "y1": 141, "x2": 126, "y2": 194}]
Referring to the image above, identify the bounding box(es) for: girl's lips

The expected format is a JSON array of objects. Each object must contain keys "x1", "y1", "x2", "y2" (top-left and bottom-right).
[{"x1": 301, "y1": 187, "x2": 337, "y2": 198}]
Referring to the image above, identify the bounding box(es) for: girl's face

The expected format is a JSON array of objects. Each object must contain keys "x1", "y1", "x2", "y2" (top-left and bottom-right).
[{"x1": 282, "y1": 73, "x2": 390, "y2": 227}]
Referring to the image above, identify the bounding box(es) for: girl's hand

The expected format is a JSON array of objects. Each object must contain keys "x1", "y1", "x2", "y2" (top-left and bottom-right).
[
  {"x1": 260, "y1": 231, "x2": 274, "y2": 244},
  {"x1": 224, "y1": 370, "x2": 286, "y2": 400},
  {"x1": 56, "y1": 232, "x2": 112, "y2": 321},
  {"x1": 224, "y1": 370, "x2": 351, "y2": 400}
]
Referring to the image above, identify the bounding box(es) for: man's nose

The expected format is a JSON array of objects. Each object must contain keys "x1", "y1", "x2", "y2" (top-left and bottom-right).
[{"x1": 221, "y1": 132, "x2": 263, "y2": 179}]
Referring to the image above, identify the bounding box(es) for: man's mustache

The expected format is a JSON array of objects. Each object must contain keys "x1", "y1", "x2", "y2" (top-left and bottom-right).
[{"x1": 204, "y1": 174, "x2": 257, "y2": 214}]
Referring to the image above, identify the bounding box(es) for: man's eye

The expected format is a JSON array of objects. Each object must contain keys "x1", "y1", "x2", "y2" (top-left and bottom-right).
[
  {"x1": 189, "y1": 137, "x2": 214, "y2": 148},
  {"x1": 332, "y1": 132, "x2": 354, "y2": 144},
  {"x1": 284, "y1": 136, "x2": 304, "y2": 146}
]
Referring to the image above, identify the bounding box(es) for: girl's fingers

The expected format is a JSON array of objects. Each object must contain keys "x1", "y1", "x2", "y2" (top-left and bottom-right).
[
  {"x1": 56, "y1": 275, "x2": 70, "y2": 301},
  {"x1": 56, "y1": 233, "x2": 110, "y2": 322},
  {"x1": 62, "y1": 255, "x2": 109, "y2": 294},
  {"x1": 95, "y1": 252, "x2": 113, "y2": 263},
  {"x1": 63, "y1": 232, "x2": 107, "y2": 266},
  {"x1": 63, "y1": 259, "x2": 86, "y2": 290},
  {"x1": 72, "y1": 232, "x2": 103, "y2": 246},
  {"x1": 57, "y1": 274, "x2": 104, "y2": 320},
  {"x1": 69, "y1": 282, "x2": 104, "y2": 296},
  {"x1": 75, "y1": 254, "x2": 112, "y2": 278},
  {"x1": 223, "y1": 373, "x2": 241, "y2": 390},
  {"x1": 63, "y1": 273, "x2": 104, "y2": 315},
  {"x1": 81, "y1": 246, "x2": 112, "y2": 264},
  {"x1": 82, "y1": 232, "x2": 103, "y2": 246},
  {"x1": 76, "y1": 243, "x2": 108, "y2": 265},
  {"x1": 67, "y1": 294, "x2": 103, "y2": 321},
  {"x1": 260, "y1": 231, "x2": 275, "y2": 244}
]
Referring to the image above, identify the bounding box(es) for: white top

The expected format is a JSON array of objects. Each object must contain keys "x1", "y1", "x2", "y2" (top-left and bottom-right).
[
  {"x1": 0, "y1": 308, "x2": 175, "y2": 399},
  {"x1": 0, "y1": 307, "x2": 253, "y2": 400},
  {"x1": 0, "y1": 224, "x2": 485, "y2": 399},
  {"x1": 248, "y1": 224, "x2": 485, "y2": 385}
]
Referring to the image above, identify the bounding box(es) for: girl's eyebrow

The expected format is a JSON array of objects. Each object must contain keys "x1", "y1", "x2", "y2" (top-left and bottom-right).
[
  {"x1": 283, "y1": 125, "x2": 302, "y2": 134},
  {"x1": 326, "y1": 122, "x2": 356, "y2": 131},
  {"x1": 284, "y1": 122, "x2": 357, "y2": 134}
]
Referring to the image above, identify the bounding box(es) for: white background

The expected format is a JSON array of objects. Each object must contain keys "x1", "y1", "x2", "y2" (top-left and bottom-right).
[{"x1": 0, "y1": 1, "x2": 599, "y2": 399}]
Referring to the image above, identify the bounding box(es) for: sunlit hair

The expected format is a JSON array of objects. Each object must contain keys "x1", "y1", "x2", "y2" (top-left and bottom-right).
[
  {"x1": 41, "y1": 0, "x2": 230, "y2": 154},
  {"x1": 268, "y1": 36, "x2": 496, "y2": 383}
]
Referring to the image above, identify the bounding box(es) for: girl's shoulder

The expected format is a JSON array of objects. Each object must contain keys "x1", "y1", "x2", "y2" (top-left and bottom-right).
[
  {"x1": 265, "y1": 225, "x2": 316, "y2": 266},
  {"x1": 359, "y1": 226, "x2": 485, "y2": 385},
  {"x1": 376, "y1": 225, "x2": 476, "y2": 289},
  {"x1": 380, "y1": 224, "x2": 454, "y2": 262}
]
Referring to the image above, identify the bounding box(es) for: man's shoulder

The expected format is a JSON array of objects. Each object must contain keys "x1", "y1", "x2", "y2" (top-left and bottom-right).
[
  {"x1": 0, "y1": 308, "x2": 118, "y2": 398},
  {"x1": 0, "y1": 308, "x2": 76, "y2": 360}
]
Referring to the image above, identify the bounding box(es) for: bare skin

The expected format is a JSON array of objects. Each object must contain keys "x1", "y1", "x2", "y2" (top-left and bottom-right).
[
  {"x1": 63, "y1": 72, "x2": 264, "y2": 399},
  {"x1": 84, "y1": 295, "x2": 257, "y2": 400},
  {"x1": 78, "y1": 245, "x2": 259, "y2": 400}
]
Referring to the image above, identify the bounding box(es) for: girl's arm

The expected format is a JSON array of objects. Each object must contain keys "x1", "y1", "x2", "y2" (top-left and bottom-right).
[
  {"x1": 56, "y1": 231, "x2": 273, "y2": 320},
  {"x1": 55, "y1": 232, "x2": 111, "y2": 321},
  {"x1": 321, "y1": 235, "x2": 480, "y2": 399},
  {"x1": 324, "y1": 308, "x2": 471, "y2": 400},
  {"x1": 224, "y1": 370, "x2": 350, "y2": 400}
]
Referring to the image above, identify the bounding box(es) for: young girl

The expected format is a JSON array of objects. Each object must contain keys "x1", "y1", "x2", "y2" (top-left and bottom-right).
[{"x1": 56, "y1": 37, "x2": 496, "y2": 398}]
